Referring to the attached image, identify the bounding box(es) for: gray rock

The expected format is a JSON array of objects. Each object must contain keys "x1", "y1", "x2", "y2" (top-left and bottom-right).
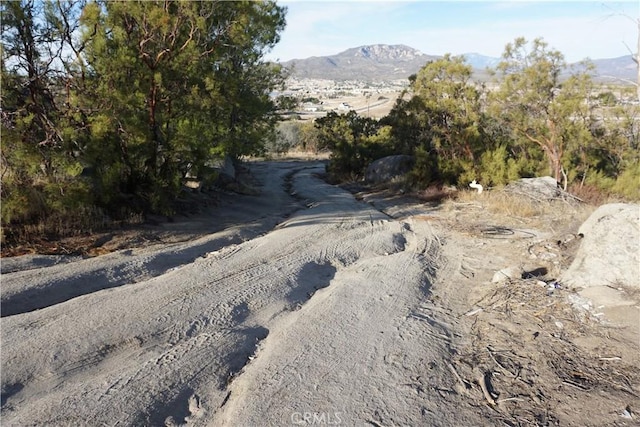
[
  {"x1": 506, "y1": 176, "x2": 560, "y2": 200},
  {"x1": 365, "y1": 155, "x2": 414, "y2": 185},
  {"x1": 562, "y1": 203, "x2": 640, "y2": 289}
]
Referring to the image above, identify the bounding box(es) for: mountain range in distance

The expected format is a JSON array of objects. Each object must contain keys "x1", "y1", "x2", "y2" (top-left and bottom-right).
[{"x1": 279, "y1": 44, "x2": 636, "y2": 84}]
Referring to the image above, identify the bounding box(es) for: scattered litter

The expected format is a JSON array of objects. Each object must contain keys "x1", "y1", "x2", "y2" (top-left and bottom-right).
[
  {"x1": 469, "y1": 180, "x2": 483, "y2": 194},
  {"x1": 621, "y1": 406, "x2": 633, "y2": 420},
  {"x1": 464, "y1": 308, "x2": 483, "y2": 317},
  {"x1": 554, "y1": 321, "x2": 564, "y2": 329}
]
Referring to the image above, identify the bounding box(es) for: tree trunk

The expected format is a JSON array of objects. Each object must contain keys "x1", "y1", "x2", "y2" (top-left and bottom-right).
[
  {"x1": 546, "y1": 145, "x2": 562, "y2": 185},
  {"x1": 148, "y1": 83, "x2": 159, "y2": 176}
]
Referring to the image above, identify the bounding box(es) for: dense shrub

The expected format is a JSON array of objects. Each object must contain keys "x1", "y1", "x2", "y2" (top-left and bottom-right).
[
  {"x1": 1, "y1": 0, "x2": 287, "y2": 244},
  {"x1": 315, "y1": 111, "x2": 395, "y2": 180}
]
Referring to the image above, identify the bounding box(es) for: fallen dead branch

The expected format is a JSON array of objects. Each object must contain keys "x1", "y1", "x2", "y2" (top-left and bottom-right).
[
  {"x1": 451, "y1": 276, "x2": 640, "y2": 426},
  {"x1": 478, "y1": 372, "x2": 497, "y2": 406},
  {"x1": 448, "y1": 362, "x2": 470, "y2": 391}
]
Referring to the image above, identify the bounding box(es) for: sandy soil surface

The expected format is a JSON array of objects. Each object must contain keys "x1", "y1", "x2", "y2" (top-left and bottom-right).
[{"x1": 1, "y1": 159, "x2": 639, "y2": 426}]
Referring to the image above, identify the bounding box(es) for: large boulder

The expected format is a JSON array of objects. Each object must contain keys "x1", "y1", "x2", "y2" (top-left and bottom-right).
[
  {"x1": 365, "y1": 155, "x2": 414, "y2": 185},
  {"x1": 561, "y1": 203, "x2": 640, "y2": 289}
]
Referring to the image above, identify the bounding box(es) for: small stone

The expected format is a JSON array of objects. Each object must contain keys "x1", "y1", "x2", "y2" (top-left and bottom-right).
[{"x1": 491, "y1": 266, "x2": 523, "y2": 283}]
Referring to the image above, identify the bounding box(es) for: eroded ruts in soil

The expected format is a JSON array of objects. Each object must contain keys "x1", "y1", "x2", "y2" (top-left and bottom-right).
[
  {"x1": 1, "y1": 162, "x2": 447, "y2": 425},
  {"x1": 1, "y1": 160, "x2": 638, "y2": 426}
]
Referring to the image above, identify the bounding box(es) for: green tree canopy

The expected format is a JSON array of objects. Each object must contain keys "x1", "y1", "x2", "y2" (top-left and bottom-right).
[
  {"x1": 316, "y1": 110, "x2": 392, "y2": 180},
  {"x1": 78, "y1": 0, "x2": 285, "y2": 211},
  {"x1": 1, "y1": 0, "x2": 287, "y2": 243},
  {"x1": 383, "y1": 55, "x2": 489, "y2": 185},
  {"x1": 490, "y1": 37, "x2": 595, "y2": 188}
]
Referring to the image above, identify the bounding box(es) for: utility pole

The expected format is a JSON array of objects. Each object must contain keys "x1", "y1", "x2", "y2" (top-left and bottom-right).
[{"x1": 366, "y1": 92, "x2": 371, "y2": 117}]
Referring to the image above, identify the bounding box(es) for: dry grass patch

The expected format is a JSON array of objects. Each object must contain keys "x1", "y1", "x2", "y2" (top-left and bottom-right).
[
  {"x1": 1, "y1": 207, "x2": 146, "y2": 257},
  {"x1": 446, "y1": 189, "x2": 595, "y2": 229},
  {"x1": 457, "y1": 190, "x2": 543, "y2": 217}
]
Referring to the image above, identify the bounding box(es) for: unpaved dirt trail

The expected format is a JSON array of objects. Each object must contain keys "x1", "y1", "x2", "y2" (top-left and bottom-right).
[
  {"x1": 1, "y1": 161, "x2": 466, "y2": 426},
  {"x1": 2, "y1": 160, "x2": 639, "y2": 426}
]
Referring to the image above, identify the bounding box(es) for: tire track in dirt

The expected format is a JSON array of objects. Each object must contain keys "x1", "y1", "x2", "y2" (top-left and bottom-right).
[
  {"x1": 0, "y1": 162, "x2": 314, "y2": 318},
  {"x1": 1, "y1": 162, "x2": 429, "y2": 426},
  {"x1": 214, "y1": 218, "x2": 460, "y2": 426}
]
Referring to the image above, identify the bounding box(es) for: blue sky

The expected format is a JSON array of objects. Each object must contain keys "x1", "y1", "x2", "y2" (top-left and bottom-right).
[{"x1": 265, "y1": 1, "x2": 639, "y2": 63}]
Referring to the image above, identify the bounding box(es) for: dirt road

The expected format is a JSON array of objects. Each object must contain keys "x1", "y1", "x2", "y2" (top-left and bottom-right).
[{"x1": 2, "y1": 160, "x2": 639, "y2": 426}]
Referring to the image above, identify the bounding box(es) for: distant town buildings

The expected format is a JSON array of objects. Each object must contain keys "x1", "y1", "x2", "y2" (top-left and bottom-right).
[
  {"x1": 272, "y1": 77, "x2": 408, "y2": 119},
  {"x1": 274, "y1": 77, "x2": 408, "y2": 99}
]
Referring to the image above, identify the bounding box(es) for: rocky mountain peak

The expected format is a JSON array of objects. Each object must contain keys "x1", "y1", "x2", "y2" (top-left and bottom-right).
[
  {"x1": 351, "y1": 44, "x2": 425, "y2": 62},
  {"x1": 280, "y1": 44, "x2": 633, "y2": 83}
]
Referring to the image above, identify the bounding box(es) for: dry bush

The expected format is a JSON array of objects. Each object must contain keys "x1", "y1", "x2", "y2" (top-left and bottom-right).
[
  {"x1": 415, "y1": 185, "x2": 457, "y2": 203},
  {"x1": 568, "y1": 183, "x2": 618, "y2": 206}
]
